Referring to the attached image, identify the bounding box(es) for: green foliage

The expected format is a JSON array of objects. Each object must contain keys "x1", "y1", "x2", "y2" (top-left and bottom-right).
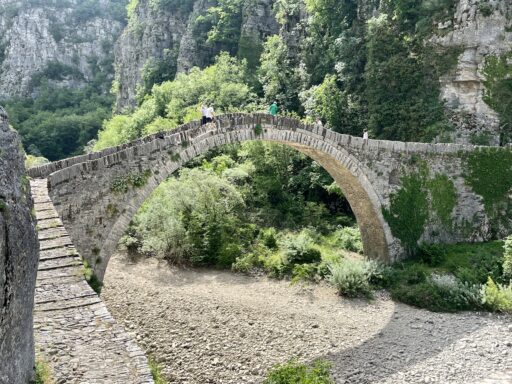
[
  {"x1": 3, "y1": 83, "x2": 114, "y2": 160},
  {"x1": 25, "y1": 154, "x2": 50, "y2": 169},
  {"x1": 365, "y1": 14, "x2": 451, "y2": 142},
  {"x1": 82, "y1": 260, "x2": 103, "y2": 295},
  {"x1": 380, "y1": 241, "x2": 507, "y2": 312},
  {"x1": 391, "y1": 274, "x2": 482, "y2": 312},
  {"x1": 336, "y1": 226, "x2": 363, "y2": 254},
  {"x1": 418, "y1": 243, "x2": 446, "y2": 267},
  {"x1": 503, "y1": 235, "x2": 512, "y2": 281},
  {"x1": 111, "y1": 171, "x2": 151, "y2": 193},
  {"x1": 482, "y1": 53, "x2": 512, "y2": 145},
  {"x1": 264, "y1": 359, "x2": 334, "y2": 384},
  {"x1": 33, "y1": 358, "x2": 54, "y2": 384},
  {"x1": 328, "y1": 258, "x2": 381, "y2": 298},
  {"x1": 281, "y1": 231, "x2": 322, "y2": 266},
  {"x1": 481, "y1": 277, "x2": 512, "y2": 313},
  {"x1": 95, "y1": 53, "x2": 256, "y2": 150},
  {"x1": 463, "y1": 148, "x2": 512, "y2": 234},
  {"x1": 259, "y1": 35, "x2": 303, "y2": 112},
  {"x1": 383, "y1": 172, "x2": 429, "y2": 255},
  {"x1": 429, "y1": 174, "x2": 457, "y2": 228},
  {"x1": 131, "y1": 168, "x2": 245, "y2": 266},
  {"x1": 148, "y1": 356, "x2": 167, "y2": 384}
]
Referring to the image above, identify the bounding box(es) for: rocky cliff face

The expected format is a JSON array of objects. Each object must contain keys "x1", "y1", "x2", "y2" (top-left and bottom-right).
[
  {"x1": 0, "y1": 0, "x2": 126, "y2": 98},
  {"x1": 114, "y1": 0, "x2": 278, "y2": 111},
  {"x1": 0, "y1": 106, "x2": 39, "y2": 383},
  {"x1": 433, "y1": 0, "x2": 512, "y2": 145}
]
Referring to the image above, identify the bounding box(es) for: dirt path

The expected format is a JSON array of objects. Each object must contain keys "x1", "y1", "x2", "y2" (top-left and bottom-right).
[{"x1": 101, "y1": 253, "x2": 512, "y2": 384}]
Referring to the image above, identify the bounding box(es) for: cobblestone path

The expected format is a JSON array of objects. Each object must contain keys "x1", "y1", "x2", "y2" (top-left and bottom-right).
[{"x1": 31, "y1": 179, "x2": 154, "y2": 384}]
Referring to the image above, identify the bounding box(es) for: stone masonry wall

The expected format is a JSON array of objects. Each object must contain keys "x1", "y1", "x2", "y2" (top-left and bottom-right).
[
  {"x1": 28, "y1": 113, "x2": 512, "y2": 282},
  {"x1": 0, "y1": 106, "x2": 39, "y2": 383}
]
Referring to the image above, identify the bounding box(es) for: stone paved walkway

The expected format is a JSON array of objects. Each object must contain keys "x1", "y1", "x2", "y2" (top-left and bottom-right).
[{"x1": 31, "y1": 179, "x2": 154, "y2": 384}]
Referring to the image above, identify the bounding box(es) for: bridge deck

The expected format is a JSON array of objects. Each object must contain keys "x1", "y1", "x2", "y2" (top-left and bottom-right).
[{"x1": 31, "y1": 179, "x2": 154, "y2": 384}]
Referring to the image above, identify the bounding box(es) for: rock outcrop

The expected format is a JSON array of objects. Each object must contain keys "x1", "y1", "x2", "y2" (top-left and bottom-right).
[
  {"x1": 433, "y1": 0, "x2": 512, "y2": 145},
  {"x1": 114, "y1": 0, "x2": 278, "y2": 111},
  {"x1": 0, "y1": 106, "x2": 39, "y2": 383},
  {"x1": 0, "y1": 0, "x2": 126, "y2": 98}
]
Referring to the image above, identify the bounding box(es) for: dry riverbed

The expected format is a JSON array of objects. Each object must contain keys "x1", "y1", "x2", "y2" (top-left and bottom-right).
[{"x1": 101, "y1": 253, "x2": 512, "y2": 384}]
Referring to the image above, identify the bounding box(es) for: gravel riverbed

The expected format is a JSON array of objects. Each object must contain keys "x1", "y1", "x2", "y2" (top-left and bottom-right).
[{"x1": 101, "y1": 253, "x2": 512, "y2": 384}]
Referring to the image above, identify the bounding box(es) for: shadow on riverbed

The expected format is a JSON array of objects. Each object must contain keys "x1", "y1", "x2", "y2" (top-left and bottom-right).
[{"x1": 317, "y1": 305, "x2": 505, "y2": 383}]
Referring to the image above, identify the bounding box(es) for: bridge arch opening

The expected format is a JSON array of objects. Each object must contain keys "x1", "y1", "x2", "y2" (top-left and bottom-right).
[{"x1": 38, "y1": 114, "x2": 397, "y2": 281}]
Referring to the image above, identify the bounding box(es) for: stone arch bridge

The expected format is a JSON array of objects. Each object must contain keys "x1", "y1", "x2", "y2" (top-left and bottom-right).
[{"x1": 29, "y1": 113, "x2": 512, "y2": 282}]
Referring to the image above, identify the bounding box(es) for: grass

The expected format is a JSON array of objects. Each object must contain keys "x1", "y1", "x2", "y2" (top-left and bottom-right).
[
  {"x1": 264, "y1": 359, "x2": 334, "y2": 384},
  {"x1": 148, "y1": 356, "x2": 167, "y2": 384},
  {"x1": 33, "y1": 358, "x2": 54, "y2": 384}
]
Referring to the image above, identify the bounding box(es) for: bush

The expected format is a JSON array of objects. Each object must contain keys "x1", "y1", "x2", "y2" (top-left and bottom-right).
[
  {"x1": 503, "y1": 235, "x2": 512, "y2": 281},
  {"x1": 281, "y1": 232, "x2": 322, "y2": 266},
  {"x1": 418, "y1": 243, "x2": 446, "y2": 266},
  {"x1": 391, "y1": 274, "x2": 482, "y2": 312},
  {"x1": 481, "y1": 277, "x2": 512, "y2": 313},
  {"x1": 232, "y1": 252, "x2": 261, "y2": 273},
  {"x1": 336, "y1": 227, "x2": 363, "y2": 253},
  {"x1": 264, "y1": 359, "x2": 334, "y2": 384},
  {"x1": 291, "y1": 263, "x2": 318, "y2": 284},
  {"x1": 261, "y1": 227, "x2": 278, "y2": 249},
  {"x1": 328, "y1": 258, "x2": 379, "y2": 298}
]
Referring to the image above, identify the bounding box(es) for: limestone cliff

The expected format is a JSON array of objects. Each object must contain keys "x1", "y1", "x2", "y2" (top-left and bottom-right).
[
  {"x1": 432, "y1": 0, "x2": 512, "y2": 145},
  {"x1": 114, "y1": 0, "x2": 278, "y2": 110},
  {"x1": 0, "y1": 0, "x2": 126, "y2": 98},
  {"x1": 0, "y1": 106, "x2": 39, "y2": 383}
]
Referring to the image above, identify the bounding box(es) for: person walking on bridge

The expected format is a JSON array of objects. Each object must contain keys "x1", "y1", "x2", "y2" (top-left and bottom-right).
[
  {"x1": 268, "y1": 101, "x2": 279, "y2": 116},
  {"x1": 205, "y1": 104, "x2": 215, "y2": 124}
]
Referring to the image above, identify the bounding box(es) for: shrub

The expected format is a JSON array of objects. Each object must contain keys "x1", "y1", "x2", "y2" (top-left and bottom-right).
[
  {"x1": 481, "y1": 277, "x2": 512, "y2": 313},
  {"x1": 418, "y1": 243, "x2": 446, "y2": 266},
  {"x1": 261, "y1": 227, "x2": 278, "y2": 249},
  {"x1": 281, "y1": 232, "x2": 322, "y2": 266},
  {"x1": 503, "y1": 235, "x2": 512, "y2": 281},
  {"x1": 336, "y1": 227, "x2": 363, "y2": 253},
  {"x1": 391, "y1": 274, "x2": 482, "y2": 312},
  {"x1": 328, "y1": 258, "x2": 378, "y2": 298},
  {"x1": 264, "y1": 359, "x2": 334, "y2": 384},
  {"x1": 291, "y1": 263, "x2": 318, "y2": 284},
  {"x1": 232, "y1": 252, "x2": 261, "y2": 273}
]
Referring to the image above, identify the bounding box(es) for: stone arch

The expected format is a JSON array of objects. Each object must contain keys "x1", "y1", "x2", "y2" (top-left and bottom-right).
[
  {"x1": 93, "y1": 120, "x2": 394, "y2": 281},
  {"x1": 38, "y1": 114, "x2": 398, "y2": 282}
]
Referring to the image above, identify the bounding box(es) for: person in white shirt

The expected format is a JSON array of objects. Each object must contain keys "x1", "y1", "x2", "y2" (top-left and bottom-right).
[
  {"x1": 205, "y1": 105, "x2": 215, "y2": 123},
  {"x1": 315, "y1": 117, "x2": 323, "y2": 128},
  {"x1": 201, "y1": 104, "x2": 208, "y2": 125},
  {"x1": 363, "y1": 130, "x2": 369, "y2": 141}
]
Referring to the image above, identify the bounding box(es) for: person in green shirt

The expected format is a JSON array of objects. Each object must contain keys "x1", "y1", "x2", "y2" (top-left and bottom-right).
[{"x1": 268, "y1": 101, "x2": 279, "y2": 116}]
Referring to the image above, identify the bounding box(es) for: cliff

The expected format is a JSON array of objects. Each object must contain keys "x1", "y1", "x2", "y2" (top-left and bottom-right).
[
  {"x1": 433, "y1": 0, "x2": 512, "y2": 145},
  {"x1": 114, "y1": 0, "x2": 278, "y2": 110},
  {"x1": 0, "y1": 106, "x2": 39, "y2": 383},
  {"x1": 0, "y1": 0, "x2": 127, "y2": 98}
]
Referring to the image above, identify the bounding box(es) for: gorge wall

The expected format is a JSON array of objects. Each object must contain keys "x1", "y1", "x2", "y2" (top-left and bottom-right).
[
  {"x1": 433, "y1": 0, "x2": 512, "y2": 145},
  {"x1": 0, "y1": 107, "x2": 39, "y2": 383},
  {"x1": 0, "y1": 0, "x2": 126, "y2": 99},
  {"x1": 114, "y1": 0, "x2": 278, "y2": 111}
]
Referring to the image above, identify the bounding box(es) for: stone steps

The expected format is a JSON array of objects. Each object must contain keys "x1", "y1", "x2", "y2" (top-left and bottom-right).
[{"x1": 31, "y1": 179, "x2": 154, "y2": 384}]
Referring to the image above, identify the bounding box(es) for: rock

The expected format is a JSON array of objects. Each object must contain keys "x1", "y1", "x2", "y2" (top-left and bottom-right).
[
  {"x1": 0, "y1": 1, "x2": 124, "y2": 99},
  {"x1": 0, "y1": 107, "x2": 39, "y2": 383}
]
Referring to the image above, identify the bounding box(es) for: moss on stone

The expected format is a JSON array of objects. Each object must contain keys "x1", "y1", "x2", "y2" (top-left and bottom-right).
[
  {"x1": 383, "y1": 173, "x2": 429, "y2": 255},
  {"x1": 429, "y1": 174, "x2": 457, "y2": 228},
  {"x1": 463, "y1": 148, "x2": 512, "y2": 233}
]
